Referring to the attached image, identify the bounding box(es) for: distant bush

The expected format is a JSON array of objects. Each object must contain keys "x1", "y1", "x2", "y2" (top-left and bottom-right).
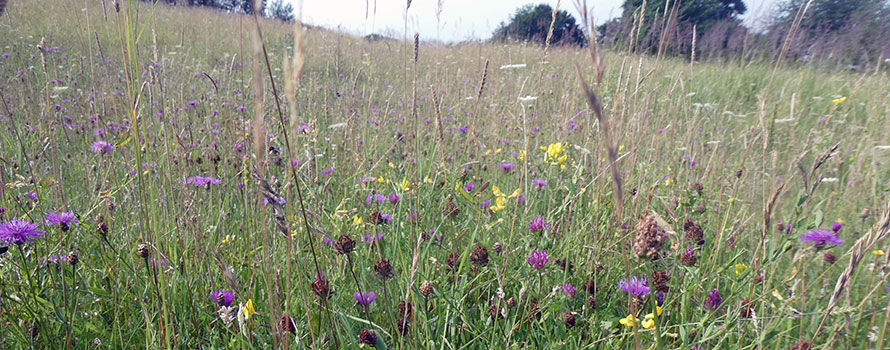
[{"x1": 492, "y1": 4, "x2": 585, "y2": 46}]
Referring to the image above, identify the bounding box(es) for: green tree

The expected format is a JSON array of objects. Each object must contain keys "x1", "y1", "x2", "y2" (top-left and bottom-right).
[
  {"x1": 266, "y1": 0, "x2": 294, "y2": 21},
  {"x1": 621, "y1": 0, "x2": 746, "y2": 30},
  {"x1": 492, "y1": 4, "x2": 585, "y2": 46}
]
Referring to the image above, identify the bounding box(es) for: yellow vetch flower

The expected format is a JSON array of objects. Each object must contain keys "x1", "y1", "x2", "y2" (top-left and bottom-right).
[
  {"x1": 831, "y1": 96, "x2": 847, "y2": 104},
  {"x1": 656, "y1": 305, "x2": 663, "y2": 316},
  {"x1": 492, "y1": 185, "x2": 505, "y2": 198},
  {"x1": 401, "y1": 178, "x2": 411, "y2": 191},
  {"x1": 546, "y1": 142, "x2": 563, "y2": 161},
  {"x1": 619, "y1": 314, "x2": 638, "y2": 327},
  {"x1": 490, "y1": 196, "x2": 506, "y2": 213},
  {"x1": 495, "y1": 148, "x2": 502, "y2": 154},
  {"x1": 508, "y1": 188, "x2": 521, "y2": 199},
  {"x1": 874, "y1": 250, "x2": 885, "y2": 256},
  {"x1": 641, "y1": 318, "x2": 655, "y2": 329},
  {"x1": 517, "y1": 150, "x2": 526, "y2": 160},
  {"x1": 735, "y1": 263, "x2": 749, "y2": 275},
  {"x1": 352, "y1": 215, "x2": 364, "y2": 226},
  {"x1": 555, "y1": 154, "x2": 567, "y2": 166},
  {"x1": 485, "y1": 149, "x2": 492, "y2": 156},
  {"x1": 377, "y1": 176, "x2": 385, "y2": 183},
  {"x1": 242, "y1": 299, "x2": 256, "y2": 319}
]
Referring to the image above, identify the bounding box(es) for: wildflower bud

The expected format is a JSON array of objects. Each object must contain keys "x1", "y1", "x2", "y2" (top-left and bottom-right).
[
  {"x1": 470, "y1": 245, "x2": 489, "y2": 267},
  {"x1": 374, "y1": 258, "x2": 393, "y2": 279},
  {"x1": 395, "y1": 317, "x2": 410, "y2": 335},
  {"x1": 443, "y1": 196, "x2": 460, "y2": 218},
  {"x1": 860, "y1": 208, "x2": 870, "y2": 219},
  {"x1": 582, "y1": 279, "x2": 596, "y2": 294},
  {"x1": 487, "y1": 304, "x2": 503, "y2": 320},
  {"x1": 823, "y1": 251, "x2": 837, "y2": 264},
  {"x1": 398, "y1": 301, "x2": 414, "y2": 321},
  {"x1": 445, "y1": 252, "x2": 460, "y2": 272},
  {"x1": 97, "y1": 222, "x2": 108, "y2": 236},
  {"x1": 564, "y1": 312, "x2": 576, "y2": 328},
  {"x1": 334, "y1": 234, "x2": 356, "y2": 255},
  {"x1": 506, "y1": 297, "x2": 517, "y2": 308},
  {"x1": 0, "y1": 246, "x2": 7, "y2": 255},
  {"x1": 278, "y1": 316, "x2": 296, "y2": 334},
  {"x1": 739, "y1": 300, "x2": 754, "y2": 318},
  {"x1": 633, "y1": 216, "x2": 666, "y2": 260},
  {"x1": 137, "y1": 244, "x2": 150, "y2": 259},
  {"x1": 683, "y1": 218, "x2": 705, "y2": 245},
  {"x1": 629, "y1": 187, "x2": 638, "y2": 196},
  {"x1": 735, "y1": 168, "x2": 743, "y2": 178},
  {"x1": 369, "y1": 210, "x2": 386, "y2": 225},
  {"x1": 67, "y1": 251, "x2": 79, "y2": 266},
  {"x1": 358, "y1": 329, "x2": 377, "y2": 346},
  {"x1": 791, "y1": 339, "x2": 813, "y2": 350},
  {"x1": 492, "y1": 242, "x2": 503, "y2": 254},
  {"x1": 311, "y1": 274, "x2": 332, "y2": 300},
  {"x1": 692, "y1": 182, "x2": 704, "y2": 193},
  {"x1": 651, "y1": 271, "x2": 670, "y2": 293},
  {"x1": 680, "y1": 248, "x2": 697, "y2": 266},
  {"x1": 419, "y1": 281, "x2": 434, "y2": 297},
  {"x1": 587, "y1": 296, "x2": 597, "y2": 309}
]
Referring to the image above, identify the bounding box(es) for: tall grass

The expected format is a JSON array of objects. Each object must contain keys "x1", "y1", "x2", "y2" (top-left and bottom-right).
[{"x1": 0, "y1": 0, "x2": 889, "y2": 348}]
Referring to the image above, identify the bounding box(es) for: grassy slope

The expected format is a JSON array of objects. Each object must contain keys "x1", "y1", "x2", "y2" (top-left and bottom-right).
[{"x1": 1, "y1": 0, "x2": 889, "y2": 348}]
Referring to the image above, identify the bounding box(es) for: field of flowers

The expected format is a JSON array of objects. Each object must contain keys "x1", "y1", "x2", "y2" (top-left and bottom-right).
[{"x1": 1, "y1": 0, "x2": 890, "y2": 349}]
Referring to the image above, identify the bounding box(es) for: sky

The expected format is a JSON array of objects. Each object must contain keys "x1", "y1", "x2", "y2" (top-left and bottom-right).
[{"x1": 296, "y1": 0, "x2": 780, "y2": 43}]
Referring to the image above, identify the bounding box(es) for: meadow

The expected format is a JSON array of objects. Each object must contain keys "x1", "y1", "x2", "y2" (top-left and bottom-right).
[{"x1": 1, "y1": 0, "x2": 890, "y2": 348}]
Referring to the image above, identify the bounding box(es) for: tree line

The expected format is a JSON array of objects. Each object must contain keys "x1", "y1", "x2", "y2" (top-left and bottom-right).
[{"x1": 143, "y1": 0, "x2": 295, "y2": 22}]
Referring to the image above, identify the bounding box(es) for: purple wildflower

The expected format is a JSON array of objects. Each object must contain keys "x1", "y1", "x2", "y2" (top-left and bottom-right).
[
  {"x1": 0, "y1": 220, "x2": 45, "y2": 245},
  {"x1": 388, "y1": 192, "x2": 400, "y2": 204},
  {"x1": 45, "y1": 211, "x2": 78, "y2": 230},
  {"x1": 186, "y1": 176, "x2": 222, "y2": 187},
  {"x1": 529, "y1": 217, "x2": 550, "y2": 233},
  {"x1": 464, "y1": 182, "x2": 476, "y2": 192},
  {"x1": 321, "y1": 167, "x2": 333, "y2": 175},
  {"x1": 831, "y1": 221, "x2": 843, "y2": 233},
  {"x1": 704, "y1": 288, "x2": 722, "y2": 310},
  {"x1": 91, "y1": 140, "x2": 114, "y2": 154},
  {"x1": 211, "y1": 290, "x2": 235, "y2": 307},
  {"x1": 618, "y1": 277, "x2": 650, "y2": 297},
  {"x1": 801, "y1": 228, "x2": 844, "y2": 247},
  {"x1": 354, "y1": 291, "x2": 377, "y2": 306},
  {"x1": 25, "y1": 192, "x2": 37, "y2": 201},
  {"x1": 498, "y1": 163, "x2": 515, "y2": 171},
  {"x1": 531, "y1": 179, "x2": 547, "y2": 188},
  {"x1": 562, "y1": 283, "x2": 577, "y2": 298},
  {"x1": 527, "y1": 250, "x2": 548, "y2": 270}
]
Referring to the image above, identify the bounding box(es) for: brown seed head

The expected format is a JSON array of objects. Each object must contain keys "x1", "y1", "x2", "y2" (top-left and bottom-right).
[
  {"x1": 334, "y1": 234, "x2": 356, "y2": 255},
  {"x1": 470, "y1": 245, "x2": 489, "y2": 267},
  {"x1": 358, "y1": 329, "x2": 378, "y2": 346},
  {"x1": 633, "y1": 216, "x2": 667, "y2": 260},
  {"x1": 137, "y1": 244, "x2": 150, "y2": 259},
  {"x1": 374, "y1": 258, "x2": 393, "y2": 279}
]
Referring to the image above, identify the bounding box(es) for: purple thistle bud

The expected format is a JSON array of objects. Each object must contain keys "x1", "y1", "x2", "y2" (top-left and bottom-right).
[
  {"x1": 831, "y1": 221, "x2": 843, "y2": 233},
  {"x1": 388, "y1": 192, "x2": 400, "y2": 204}
]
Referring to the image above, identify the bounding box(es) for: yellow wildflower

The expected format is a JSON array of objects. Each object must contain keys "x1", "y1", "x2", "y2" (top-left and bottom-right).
[
  {"x1": 656, "y1": 305, "x2": 663, "y2": 316},
  {"x1": 377, "y1": 176, "x2": 385, "y2": 183},
  {"x1": 735, "y1": 263, "x2": 749, "y2": 276},
  {"x1": 508, "y1": 188, "x2": 521, "y2": 199},
  {"x1": 874, "y1": 250, "x2": 885, "y2": 256},
  {"x1": 242, "y1": 299, "x2": 256, "y2": 319},
  {"x1": 401, "y1": 178, "x2": 411, "y2": 191},
  {"x1": 490, "y1": 196, "x2": 506, "y2": 213},
  {"x1": 555, "y1": 154, "x2": 567, "y2": 166},
  {"x1": 619, "y1": 314, "x2": 638, "y2": 327},
  {"x1": 495, "y1": 148, "x2": 502, "y2": 154},
  {"x1": 492, "y1": 185, "x2": 505, "y2": 198},
  {"x1": 831, "y1": 96, "x2": 847, "y2": 105},
  {"x1": 546, "y1": 142, "x2": 563, "y2": 161},
  {"x1": 353, "y1": 215, "x2": 364, "y2": 226}
]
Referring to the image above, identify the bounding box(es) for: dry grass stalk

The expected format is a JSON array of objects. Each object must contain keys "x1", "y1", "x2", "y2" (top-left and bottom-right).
[
  {"x1": 813, "y1": 202, "x2": 890, "y2": 341},
  {"x1": 430, "y1": 84, "x2": 444, "y2": 143}
]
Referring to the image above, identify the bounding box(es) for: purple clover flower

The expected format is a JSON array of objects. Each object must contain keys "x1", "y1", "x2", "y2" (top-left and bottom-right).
[
  {"x1": 562, "y1": 283, "x2": 577, "y2": 298},
  {"x1": 529, "y1": 217, "x2": 550, "y2": 233},
  {"x1": 704, "y1": 288, "x2": 722, "y2": 310},
  {"x1": 527, "y1": 250, "x2": 548, "y2": 269}
]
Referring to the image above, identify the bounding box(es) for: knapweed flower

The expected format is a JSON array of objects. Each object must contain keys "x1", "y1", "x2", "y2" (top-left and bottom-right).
[
  {"x1": 0, "y1": 220, "x2": 45, "y2": 245},
  {"x1": 388, "y1": 192, "x2": 400, "y2": 204},
  {"x1": 562, "y1": 283, "x2": 577, "y2": 298},
  {"x1": 498, "y1": 163, "x2": 515, "y2": 172},
  {"x1": 211, "y1": 290, "x2": 235, "y2": 307},
  {"x1": 704, "y1": 288, "x2": 722, "y2": 310},
  {"x1": 186, "y1": 176, "x2": 222, "y2": 187},
  {"x1": 531, "y1": 179, "x2": 547, "y2": 189},
  {"x1": 91, "y1": 140, "x2": 114, "y2": 154},
  {"x1": 354, "y1": 291, "x2": 376, "y2": 306},
  {"x1": 529, "y1": 217, "x2": 550, "y2": 233},
  {"x1": 801, "y1": 228, "x2": 843, "y2": 247},
  {"x1": 464, "y1": 182, "x2": 476, "y2": 192},
  {"x1": 527, "y1": 249, "x2": 548, "y2": 270},
  {"x1": 618, "y1": 277, "x2": 650, "y2": 297},
  {"x1": 45, "y1": 211, "x2": 78, "y2": 231}
]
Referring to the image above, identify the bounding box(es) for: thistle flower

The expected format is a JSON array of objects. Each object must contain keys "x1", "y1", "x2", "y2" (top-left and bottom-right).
[
  {"x1": 801, "y1": 228, "x2": 844, "y2": 247},
  {"x1": 531, "y1": 179, "x2": 547, "y2": 189},
  {"x1": 527, "y1": 249, "x2": 548, "y2": 270},
  {"x1": 211, "y1": 290, "x2": 235, "y2": 307},
  {"x1": 564, "y1": 312, "x2": 576, "y2": 328},
  {"x1": 529, "y1": 217, "x2": 550, "y2": 233},
  {"x1": 185, "y1": 176, "x2": 222, "y2": 187},
  {"x1": 354, "y1": 291, "x2": 376, "y2": 306},
  {"x1": 704, "y1": 288, "x2": 722, "y2": 310},
  {"x1": 618, "y1": 277, "x2": 650, "y2": 297},
  {"x1": 0, "y1": 220, "x2": 45, "y2": 245},
  {"x1": 498, "y1": 163, "x2": 515, "y2": 171},
  {"x1": 45, "y1": 211, "x2": 78, "y2": 231}
]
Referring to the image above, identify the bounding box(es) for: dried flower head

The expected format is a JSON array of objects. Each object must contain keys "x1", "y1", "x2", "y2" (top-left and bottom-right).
[
  {"x1": 278, "y1": 315, "x2": 296, "y2": 334},
  {"x1": 470, "y1": 245, "x2": 489, "y2": 267},
  {"x1": 633, "y1": 216, "x2": 667, "y2": 260},
  {"x1": 358, "y1": 329, "x2": 377, "y2": 346},
  {"x1": 67, "y1": 251, "x2": 79, "y2": 266},
  {"x1": 446, "y1": 252, "x2": 460, "y2": 272},
  {"x1": 419, "y1": 281, "x2": 434, "y2": 297},
  {"x1": 651, "y1": 271, "x2": 670, "y2": 293},
  {"x1": 374, "y1": 258, "x2": 394, "y2": 279},
  {"x1": 334, "y1": 234, "x2": 356, "y2": 255},
  {"x1": 137, "y1": 244, "x2": 150, "y2": 258},
  {"x1": 564, "y1": 312, "x2": 576, "y2": 328},
  {"x1": 681, "y1": 247, "x2": 698, "y2": 266},
  {"x1": 311, "y1": 273, "x2": 332, "y2": 299},
  {"x1": 683, "y1": 218, "x2": 705, "y2": 245}
]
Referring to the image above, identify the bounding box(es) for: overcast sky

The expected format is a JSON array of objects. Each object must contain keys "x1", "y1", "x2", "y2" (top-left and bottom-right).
[{"x1": 295, "y1": 0, "x2": 780, "y2": 42}]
